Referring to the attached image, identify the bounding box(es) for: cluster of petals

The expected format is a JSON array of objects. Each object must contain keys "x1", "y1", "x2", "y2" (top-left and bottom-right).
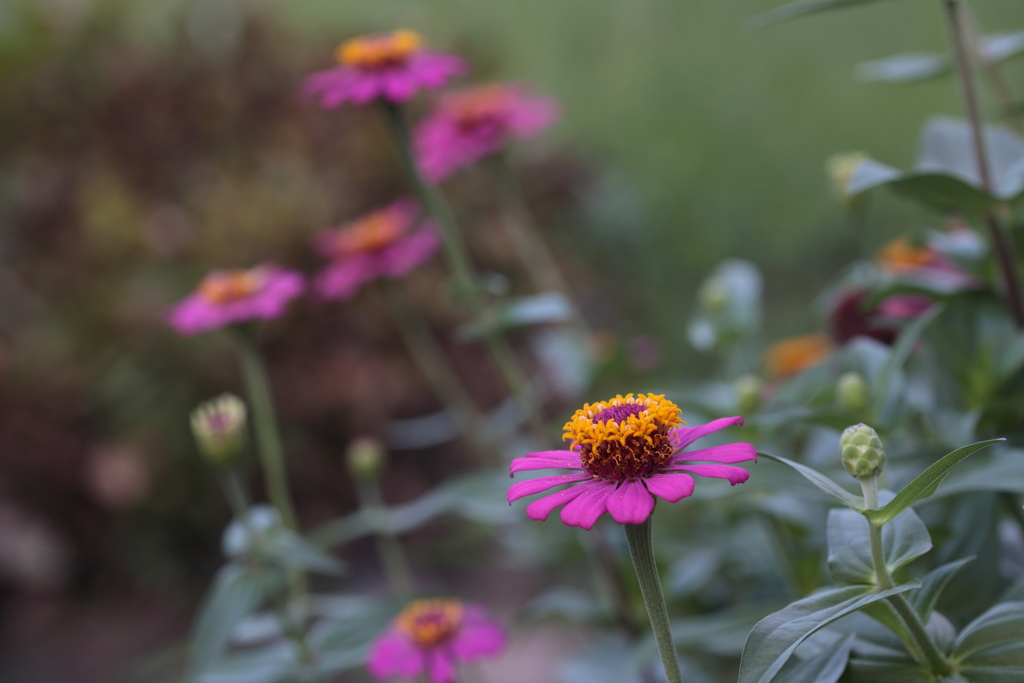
[
  {"x1": 877, "y1": 236, "x2": 980, "y2": 292},
  {"x1": 368, "y1": 599, "x2": 505, "y2": 683},
  {"x1": 508, "y1": 403, "x2": 756, "y2": 530},
  {"x1": 313, "y1": 198, "x2": 441, "y2": 301},
  {"x1": 302, "y1": 29, "x2": 467, "y2": 107},
  {"x1": 415, "y1": 82, "x2": 560, "y2": 182},
  {"x1": 167, "y1": 265, "x2": 304, "y2": 336}
]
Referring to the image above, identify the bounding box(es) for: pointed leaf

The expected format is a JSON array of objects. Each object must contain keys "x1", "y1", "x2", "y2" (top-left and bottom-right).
[
  {"x1": 189, "y1": 563, "x2": 269, "y2": 678},
  {"x1": 827, "y1": 502, "x2": 931, "y2": 586},
  {"x1": 738, "y1": 583, "x2": 918, "y2": 683},
  {"x1": 749, "y1": 0, "x2": 894, "y2": 29},
  {"x1": 760, "y1": 452, "x2": 865, "y2": 511},
  {"x1": 864, "y1": 439, "x2": 1004, "y2": 525},
  {"x1": 856, "y1": 52, "x2": 950, "y2": 84},
  {"x1": 954, "y1": 602, "x2": 1024, "y2": 661},
  {"x1": 982, "y1": 30, "x2": 1024, "y2": 64}
]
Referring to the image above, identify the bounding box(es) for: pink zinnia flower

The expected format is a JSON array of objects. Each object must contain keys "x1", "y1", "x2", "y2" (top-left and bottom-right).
[
  {"x1": 508, "y1": 394, "x2": 756, "y2": 529},
  {"x1": 876, "y1": 294, "x2": 934, "y2": 319},
  {"x1": 368, "y1": 598, "x2": 505, "y2": 683},
  {"x1": 877, "y1": 236, "x2": 979, "y2": 292},
  {"x1": 167, "y1": 265, "x2": 304, "y2": 336},
  {"x1": 415, "y1": 82, "x2": 560, "y2": 182},
  {"x1": 302, "y1": 30, "x2": 467, "y2": 107},
  {"x1": 313, "y1": 199, "x2": 441, "y2": 301}
]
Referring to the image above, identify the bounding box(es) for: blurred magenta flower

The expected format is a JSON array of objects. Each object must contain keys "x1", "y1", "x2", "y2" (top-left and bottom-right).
[
  {"x1": 302, "y1": 30, "x2": 467, "y2": 107},
  {"x1": 415, "y1": 82, "x2": 559, "y2": 182},
  {"x1": 508, "y1": 394, "x2": 755, "y2": 529},
  {"x1": 876, "y1": 294, "x2": 933, "y2": 319},
  {"x1": 368, "y1": 598, "x2": 505, "y2": 683},
  {"x1": 877, "y1": 236, "x2": 979, "y2": 291},
  {"x1": 313, "y1": 198, "x2": 441, "y2": 301},
  {"x1": 167, "y1": 266, "x2": 304, "y2": 335}
]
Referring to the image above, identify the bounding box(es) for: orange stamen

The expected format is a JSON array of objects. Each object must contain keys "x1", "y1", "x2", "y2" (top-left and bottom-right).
[
  {"x1": 198, "y1": 269, "x2": 264, "y2": 304},
  {"x1": 395, "y1": 599, "x2": 464, "y2": 646},
  {"x1": 337, "y1": 30, "x2": 423, "y2": 69},
  {"x1": 764, "y1": 334, "x2": 834, "y2": 378}
]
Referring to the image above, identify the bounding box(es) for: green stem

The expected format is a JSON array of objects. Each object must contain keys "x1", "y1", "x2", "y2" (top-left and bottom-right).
[
  {"x1": 861, "y1": 478, "x2": 952, "y2": 677},
  {"x1": 942, "y1": 0, "x2": 1024, "y2": 328},
  {"x1": 355, "y1": 471, "x2": 415, "y2": 599},
  {"x1": 381, "y1": 102, "x2": 550, "y2": 444},
  {"x1": 376, "y1": 280, "x2": 497, "y2": 462},
  {"x1": 220, "y1": 470, "x2": 251, "y2": 520},
  {"x1": 623, "y1": 518, "x2": 684, "y2": 683}
]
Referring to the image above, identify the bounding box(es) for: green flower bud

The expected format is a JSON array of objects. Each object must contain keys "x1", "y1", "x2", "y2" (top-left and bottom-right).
[
  {"x1": 191, "y1": 394, "x2": 247, "y2": 466},
  {"x1": 699, "y1": 280, "x2": 729, "y2": 314},
  {"x1": 826, "y1": 152, "x2": 868, "y2": 210},
  {"x1": 347, "y1": 436, "x2": 386, "y2": 481},
  {"x1": 840, "y1": 423, "x2": 885, "y2": 480},
  {"x1": 837, "y1": 371, "x2": 869, "y2": 414},
  {"x1": 735, "y1": 374, "x2": 763, "y2": 414}
]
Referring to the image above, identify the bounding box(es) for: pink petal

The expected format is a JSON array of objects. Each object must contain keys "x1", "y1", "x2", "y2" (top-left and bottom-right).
[
  {"x1": 559, "y1": 480, "x2": 615, "y2": 530},
  {"x1": 665, "y1": 463, "x2": 750, "y2": 485},
  {"x1": 671, "y1": 443, "x2": 757, "y2": 464},
  {"x1": 509, "y1": 451, "x2": 582, "y2": 475},
  {"x1": 643, "y1": 473, "x2": 695, "y2": 503},
  {"x1": 525, "y1": 482, "x2": 591, "y2": 521},
  {"x1": 508, "y1": 472, "x2": 592, "y2": 503},
  {"x1": 315, "y1": 258, "x2": 377, "y2": 301},
  {"x1": 451, "y1": 611, "x2": 505, "y2": 660},
  {"x1": 606, "y1": 480, "x2": 656, "y2": 525},
  {"x1": 426, "y1": 649, "x2": 456, "y2": 683},
  {"x1": 670, "y1": 416, "x2": 746, "y2": 451},
  {"x1": 367, "y1": 629, "x2": 425, "y2": 679},
  {"x1": 380, "y1": 225, "x2": 442, "y2": 278}
]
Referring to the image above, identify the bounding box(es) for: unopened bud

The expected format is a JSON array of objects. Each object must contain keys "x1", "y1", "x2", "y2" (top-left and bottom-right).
[
  {"x1": 699, "y1": 280, "x2": 729, "y2": 314},
  {"x1": 191, "y1": 394, "x2": 247, "y2": 466},
  {"x1": 840, "y1": 423, "x2": 885, "y2": 480},
  {"x1": 735, "y1": 375, "x2": 763, "y2": 414},
  {"x1": 347, "y1": 436, "x2": 385, "y2": 480},
  {"x1": 826, "y1": 152, "x2": 868, "y2": 210},
  {"x1": 837, "y1": 371, "x2": 869, "y2": 414}
]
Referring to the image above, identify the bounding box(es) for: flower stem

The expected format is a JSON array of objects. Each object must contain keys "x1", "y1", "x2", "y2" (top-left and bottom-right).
[
  {"x1": 376, "y1": 280, "x2": 498, "y2": 463},
  {"x1": 861, "y1": 477, "x2": 952, "y2": 677},
  {"x1": 233, "y1": 328, "x2": 299, "y2": 531},
  {"x1": 942, "y1": 0, "x2": 1024, "y2": 328},
  {"x1": 354, "y1": 467, "x2": 415, "y2": 599},
  {"x1": 381, "y1": 101, "x2": 550, "y2": 445},
  {"x1": 623, "y1": 518, "x2": 684, "y2": 683}
]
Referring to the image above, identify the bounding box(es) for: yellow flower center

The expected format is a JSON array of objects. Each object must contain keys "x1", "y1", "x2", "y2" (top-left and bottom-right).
[
  {"x1": 395, "y1": 599, "x2": 464, "y2": 646},
  {"x1": 764, "y1": 334, "x2": 834, "y2": 378},
  {"x1": 877, "y1": 237, "x2": 935, "y2": 273},
  {"x1": 563, "y1": 394, "x2": 683, "y2": 481},
  {"x1": 336, "y1": 30, "x2": 423, "y2": 69},
  {"x1": 328, "y1": 208, "x2": 409, "y2": 258},
  {"x1": 198, "y1": 269, "x2": 264, "y2": 304}
]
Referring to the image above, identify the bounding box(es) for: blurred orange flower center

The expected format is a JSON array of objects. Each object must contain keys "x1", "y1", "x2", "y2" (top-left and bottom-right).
[
  {"x1": 198, "y1": 270, "x2": 264, "y2": 304},
  {"x1": 564, "y1": 394, "x2": 683, "y2": 481},
  {"x1": 446, "y1": 85, "x2": 513, "y2": 128},
  {"x1": 764, "y1": 334, "x2": 834, "y2": 378},
  {"x1": 331, "y1": 210, "x2": 408, "y2": 257},
  {"x1": 878, "y1": 237, "x2": 935, "y2": 273},
  {"x1": 395, "y1": 599, "x2": 463, "y2": 646},
  {"x1": 337, "y1": 30, "x2": 423, "y2": 69}
]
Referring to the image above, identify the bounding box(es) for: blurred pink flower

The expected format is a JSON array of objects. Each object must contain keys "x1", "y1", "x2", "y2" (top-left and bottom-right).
[
  {"x1": 877, "y1": 236, "x2": 980, "y2": 292},
  {"x1": 877, "y1": 294, "x2": 934, "y2": 319},
  {"x1": 167, "y1": 265, "x2": 304, "y2": 335},
  {"x1": 508, "y1": 394, "x2": 755, "y2": 530},
  {"x1": 415, "y1": 83, "x2": 559, "y2": 182},
  {"x1": 368, "y1": 599, "x2": 505, "y2": 683},
  {"x1": 313, "y1": 198, "x2": 441, "y2": 301},
  {"x1": 302, "y1": 30, "x2": 466, "y2": 107}
]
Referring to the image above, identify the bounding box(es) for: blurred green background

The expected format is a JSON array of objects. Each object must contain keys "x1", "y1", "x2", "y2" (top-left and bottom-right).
[{"x1": 0, "y1": 0, "x2": 1020, "y2": 680}]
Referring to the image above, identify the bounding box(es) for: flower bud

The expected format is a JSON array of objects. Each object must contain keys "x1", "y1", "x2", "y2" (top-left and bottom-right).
[
  {"x1": 191, "y1": 394, "x2": 247, "y2": 466},
  {"x1": 837, "y1": 371, "x2": 869, "y2": 414},
  {"x1": 840, "y1": 423, "x2": 885, "y2": 480},
  {"x1": 698, "y1": 280, "x2": 729, "y2": 314},
  {"x1": 347, "y1": 436, "x2": 386, "y2": 481},
  {"x1": 826, "y1": 152, "x2": 868, "y2": 210},
  {"x1": 735, "y1": 374, "x2": 763, "y2": 414}
]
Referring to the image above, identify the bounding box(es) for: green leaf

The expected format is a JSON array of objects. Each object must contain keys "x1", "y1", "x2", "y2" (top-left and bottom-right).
[
  {"x1": 982, "y1": 30, "x2": 1024, "y2": 65},
  {"x1": 856, "y1": 52, "x2": 950, "y2": 84},
  {"x1": 264, "y1": 532, "x2": 345, "y2": 576},
  {"x1": 874, "y1": 304, "x2": 945, "y2": 424},
  {"x1": 759, "y1": 452, "x2": 865, "y2": 511},
  {"x1": 749, "y1": 0, "x2": 895, "y2": 29},
  {"x1": 773, "y1": 633, "x2": 855, "y2": 683},
  {"x1": 924, "y1": 451, "x2": 1024, "y2": 502},
  {"x1": 738, "y1": 583, "x2": 917, "y2": 683},
  {"x1": 954, "y1": 602, "x2": 1024, "y2": 662},
  {"x1": 827, "y1": 502, "x2": 931, "y2": 586},
  {"x1": 911, "y1": 557, "x2": 975, "y2": 621},
  {"x1": 189, "y1": 562, "x2": 269, "y2": 678},
  {"x1": 864, "y1": 439, "x2": 1004, "y2": 525},
  {"x1": 196, "y1": 642, "x2": 294, "y2": 683}
]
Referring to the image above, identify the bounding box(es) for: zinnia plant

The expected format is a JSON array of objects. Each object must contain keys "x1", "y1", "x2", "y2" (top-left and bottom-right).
[{"x1": 368, "y1": 598, "x2": 505, "y2": 683}]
